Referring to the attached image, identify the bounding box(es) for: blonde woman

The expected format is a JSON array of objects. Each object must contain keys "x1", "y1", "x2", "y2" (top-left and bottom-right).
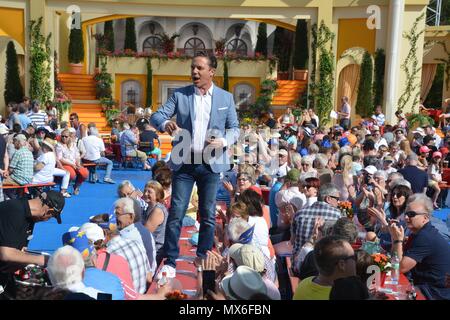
[
  {"x1": 55, "y1": 128, "x2": 88, "y2": 195},
  {"x1": 332, "y1": 155, "x2": 355, "y2": 201}
]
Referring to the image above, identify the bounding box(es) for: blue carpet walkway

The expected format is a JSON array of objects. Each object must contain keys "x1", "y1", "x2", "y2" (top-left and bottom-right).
[{"x1": 28, "y1": 169, "x2": 151, "y2": 253}]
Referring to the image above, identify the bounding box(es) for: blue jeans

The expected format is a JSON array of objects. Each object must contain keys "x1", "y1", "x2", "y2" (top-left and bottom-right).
[
  {"x1": 94, "y1": 157, "x2": 113, "y2": 180},
  {"x1": 163, "y1": 163, "x2": 220, "y2": 268}
]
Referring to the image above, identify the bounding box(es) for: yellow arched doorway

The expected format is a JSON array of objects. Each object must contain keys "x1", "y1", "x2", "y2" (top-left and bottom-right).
[{"x1": 337, "y1": 63, "x2": 360, "y2": 115}]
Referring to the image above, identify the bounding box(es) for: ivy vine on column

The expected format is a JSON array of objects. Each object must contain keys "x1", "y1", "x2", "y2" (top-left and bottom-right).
[{"x1": 29, "y1": 17, "x2": 53, "y2": 104}]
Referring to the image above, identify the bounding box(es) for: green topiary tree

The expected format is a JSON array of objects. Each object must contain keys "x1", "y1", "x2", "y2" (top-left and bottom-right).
[
  {"x1": 145, "y1": 58, "x2": 152, "y2": 108},
  {"x1": 255, "y1": 23, "x2": 267, "y2": 56},
  {"x1": 124, "y1": 18, "x2": 137, "y2": 52},
  {"x1": 4, "y1": 41, "x2": 24, "y2": 105},
  {"x1": 104, "y1": 20, "x2": 115, "y2": 52},
  {"x1": 273, "y1": 27, "x2": 292, "y2": 72},
  {"x1": 293, "y1": 19, "x2": 309, "y2": 70},
  {"x1": 68, "y1": 28, "x2": 84, "y2": 64},
  {"x1": 355, "y1": 51, "x2": 374, "y2": 117},
  {"x1": 373, "y1": 48, "x2": 385, "y2": 107}
]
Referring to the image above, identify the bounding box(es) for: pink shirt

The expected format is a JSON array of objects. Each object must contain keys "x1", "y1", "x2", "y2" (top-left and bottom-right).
[{"x1": 96, "y1": 249, "x2": 138, "y2": 300}]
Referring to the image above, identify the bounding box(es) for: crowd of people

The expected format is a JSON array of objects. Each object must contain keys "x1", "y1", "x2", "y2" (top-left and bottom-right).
[{"x1": 0, "y1": 53, "x2": 450, "y2": 301}]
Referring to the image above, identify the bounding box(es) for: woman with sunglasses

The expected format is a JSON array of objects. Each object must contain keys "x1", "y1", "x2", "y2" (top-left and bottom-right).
[
  {"x1": 367, "y1": 184, "x2": 412, "y2": 250},
  {"x1": 55, "y1": 128, "x2": 89, "y2": 195}
]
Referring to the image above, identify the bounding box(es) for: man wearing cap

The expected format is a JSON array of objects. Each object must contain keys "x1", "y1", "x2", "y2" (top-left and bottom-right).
[
  {"x1": 273, "y1": 148, "x2": 290, "y2": 181},
  {"x1": 0, "y1": 191, "x2": 65, "y2": 298},
  {"x1": 398, "y1": 153, "x2": 429, "y2": 194},
  {"x1": 2, "y1": 134, "x2": 33, "y2": 193}
]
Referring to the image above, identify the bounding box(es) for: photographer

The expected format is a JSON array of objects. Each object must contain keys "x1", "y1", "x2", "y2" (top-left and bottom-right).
[{"x1": 0, "y1": 191, "x2": 65, "y2": 299}]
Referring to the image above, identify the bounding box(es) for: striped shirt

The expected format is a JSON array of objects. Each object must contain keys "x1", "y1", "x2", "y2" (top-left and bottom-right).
[
  {"x1": 9, "y1": 146, "x2": 34, "y2": 185},
  {"x1": 291, "y1": 201, "x2": 341, "y2": 268},
  {"x1": 107, "y1": 236, "x2": 150, "y2": 294},
  {"x1": 27, "y1": 111, "x2": 48, "y2": 127}
]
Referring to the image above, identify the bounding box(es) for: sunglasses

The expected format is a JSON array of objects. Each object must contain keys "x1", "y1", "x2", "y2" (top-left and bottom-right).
[
  {"x1": 61, "y1": 135, "x2": 69, "y2": 138},
  {"x1": 237, "y1": 177, "x2": 249, "y2": 181},
  {"x1": 405, "y1": 211, "x2": 428, "y2": 218},
  {"x1": 392, "y1": 192, "x2": 406, "y2": 198},
  {"x1": 328, "y1": 195, "x2": 340, "y2": 201}
]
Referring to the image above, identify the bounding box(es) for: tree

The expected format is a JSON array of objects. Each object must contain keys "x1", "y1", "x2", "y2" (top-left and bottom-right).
[
  {"x1": 273, "y1": 27, "x2": 293, "y2": 72},
  {"x1": 373, "y1": 48, "x2": 385, "y2": 107},
  {"x1": 293, "y1": 19, "x2": 309, "y2": 69},
  {"x1": 4, "y1": 41, "x2": 24, "y2": 105},
  {"x1": 104, "y1": 20, "x2": 115, "y2": 52},
  {"x1": 124, "y1": 18, "x2": 137, "y2": 52},
  {"x1": 68, "y1": 28, "x2": 84, "y2": 63},
  {"x1": 145, "y1": 58, "x2": 153, "y2": 108},
  {"x1": 356, "y1": 51, "x2": 374, "y2": 117},
  {"x1": 255, "y1": 23, "x2": 267, "y2": 56}
]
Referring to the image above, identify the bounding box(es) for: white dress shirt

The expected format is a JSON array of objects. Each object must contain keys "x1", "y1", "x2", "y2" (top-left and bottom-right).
[{"x1": 192, "y1": 85, "x2": 213, "y2": 153}]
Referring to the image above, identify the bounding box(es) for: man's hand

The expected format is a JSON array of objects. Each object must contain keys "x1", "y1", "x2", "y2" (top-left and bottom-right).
[
  {"x1": 164, "y1": 121, "x2": 179, "y2": 135},
  {"x1": 389, "y1": 223, "x2": 405, "y2": 241},
  {"x1": 206, "y1": 138, "x2": 224, "y2": 149},
  {"x1": 367, "y1": 207, "x2": 387, "y2": 226},
  {"x1": 223, "y1": 181, "x2": 234, "y2": 195}
]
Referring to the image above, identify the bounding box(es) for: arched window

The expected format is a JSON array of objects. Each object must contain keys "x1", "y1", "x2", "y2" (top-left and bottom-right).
[
  {"x1": 226, "y1": 39, "x2": 248, "y2": 56},
  {"x1": 143, "y1": 36, "x2": 163, "y2": 53},
  {"x1": 233, "y1": 83, "x2": 255, "y2": 109},
  {"x1": 184, "y1": 37, "x2": 206, "y2": 56}
]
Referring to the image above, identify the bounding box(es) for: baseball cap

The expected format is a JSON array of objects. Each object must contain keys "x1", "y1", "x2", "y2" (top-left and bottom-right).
[
  {"x1": 363, "y1": 165, "x2": 377, "y2": 175},
  {"x1": 284, "y1": 168, "x2": 300, "y2": 183},
  {"x1": 339, "y1": 137, "x2": 350, "y2": 147},
  {"x1": 229, "y1": 244, "x2": 265, "y2": 273},
  {"x1": 41, "y1": 191, "x2": 65, "y2": 224},
  {"x1": 79, "y1": 222, "x2": 105, "y2": 243},
  {"x1": 61, "y1": 231, "x2": 94, "y2": 258},
  {"x1": 372, "y1": 125, "x2": 380, "y2": 132},
  {"x1": 14, "y1": 134, "x2": 27, "y2": 142},
  {"x1": 433, "y1": 151, "x2": 442, "y2": 158},
  {"x1": 289, "y1": 125, "x2": 298, "y2": 132},
  {"x1": 419, "y1": 146, "x2": 431, "y2": 153},
  {"x1": 413, "y1": 127, "x2": 426, "y2": 136},
  {"x1": 383, "y1": 155, "x2": 394, "y2": 162}
]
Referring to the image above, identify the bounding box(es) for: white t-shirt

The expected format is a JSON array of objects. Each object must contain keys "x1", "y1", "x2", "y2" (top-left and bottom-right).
[
  {"x1": 82, "y1": 135, "x2": 105, "y2": 161},
  {"x1": 248, "y1": 216, "x2": 270, "y2": 259},
  {"x1": 32, "y1": 152, "x2": 56, "y2": 184}
]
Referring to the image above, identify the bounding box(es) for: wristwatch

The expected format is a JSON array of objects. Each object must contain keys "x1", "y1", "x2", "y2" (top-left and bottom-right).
[
  {"x1": 393, "y1": 239, "x2": 404, "y2": 244},
  {"x1": 197, "y1": 266, "x2": 203, "y2": 272}
]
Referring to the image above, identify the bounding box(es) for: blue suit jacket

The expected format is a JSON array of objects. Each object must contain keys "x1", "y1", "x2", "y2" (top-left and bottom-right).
[{"x1": 150, "y1": 84, "x2": 239, "y2": 173}]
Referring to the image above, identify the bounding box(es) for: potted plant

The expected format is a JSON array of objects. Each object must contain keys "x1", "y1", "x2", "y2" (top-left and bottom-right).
[
  {"x1": 68, "y1": 28, "x2": 85, "y2": 74},
  {"x1": 159, "y1": 32, "x2": 180, "y2": 54},
  {"x1": 53, "y1": 88, "x2": 72, "y2": 121},
  {"x1": 214, "y1": 38, "x2": 226, "y2": 56},
  {"x1": 371, "y1": 253, "x2": 392, "y2": 287}
]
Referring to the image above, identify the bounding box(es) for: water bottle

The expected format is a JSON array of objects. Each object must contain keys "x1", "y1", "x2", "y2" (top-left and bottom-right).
[
  {"x1": 391, "y1": 253, "x2": 400, "y2": 285},
  {"x1": 158, "y1": 272, "x2": 168, "y2": 288}
]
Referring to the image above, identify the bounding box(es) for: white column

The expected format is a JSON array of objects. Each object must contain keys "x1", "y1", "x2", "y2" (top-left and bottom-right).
[{"x1": 383, "y1": 0, "x2": 404, "y2": 124}]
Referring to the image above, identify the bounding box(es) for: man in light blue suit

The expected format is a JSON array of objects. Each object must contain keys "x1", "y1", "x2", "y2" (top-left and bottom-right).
[{"x1": 150, "y1": 53, "x2": 239, "y2": 278}]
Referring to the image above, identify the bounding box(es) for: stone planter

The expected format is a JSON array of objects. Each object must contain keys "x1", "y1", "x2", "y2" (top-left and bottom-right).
[
  {"x1": 69, "y1": 63, "x2": 84, "y2": 74},
  {"x1": 293, "y1": 69, "x2": 308, "y2": 81}
]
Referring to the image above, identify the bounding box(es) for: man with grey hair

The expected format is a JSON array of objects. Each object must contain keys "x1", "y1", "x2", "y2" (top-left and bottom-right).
[
  {"x1": 291, "y1": 183, "x2": 342, "y2": 271},
  {"x1": 82, "y1": 127, "x2": 115, "y2": 184},
  {"x1": 113, "y1": 198, "x2": 157, "y2": 275},
  {"x1": 3, "y1": 134, "x2": 33, "y2": 188},
  {"x1": 398, "y1": 153, "x2": 428, "y2": 194},
  {"x1": 389, "y1": 193, "x2": 450, "y2": 300},
  {"x1": 47, "y1": 245, "x2": 101, "y2": 300}
]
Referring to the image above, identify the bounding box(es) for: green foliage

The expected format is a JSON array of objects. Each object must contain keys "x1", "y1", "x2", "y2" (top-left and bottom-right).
[
  {"x1": 240, "y1": 79, "x2": 277, "y2": 119},
  {"x1": 223, "y1": 60, "x2": 229, "y2": 92},
  {"x1": 255, "y1": 23, "x2": 267, "y2": 56},
  {"x1": 397, "y1": 13, "x2": 425, "y2": 113},
  {"x1": 407, "y1": 113, "x2": 435, "y2": 128},
  {"x1": 106, "y1": 108, "x2": 121, "y2": 125},
  {"x1": 356, "y1": 51, "x2": 374, "y2": 117},
  {"x1": 29, "y1": 17, "x2": 52, "y2": 104},
  {"x1": 293, "y1": 19, "x2": 309, "y2": 69},
  {"x1": 104, "y1": 20, "x2": 115, "y2": 52},
  {"x1": 94, "y1": 57, "x2": 113, "y2": 99},
  {"x1": 424, "y1": 63, "x2": 444, "y2": 108},
  {"x1": 124, "y1": 18, "x2": 137, "y2": 52},
  {"x1": 373, "y1": 48, "x2": 385, "y2": 107},
  {"x1": 146, "y1": 58, "x2": 153, "y2": 107},
  {"x1": 308, "y1": 21, "x2": 335, "y2": 125},
  {"x1": 4, "y1": 41, "x2": 24, "y2": 105},
  {"x1": 68, "y1": 28, "x2": 84, "y2": 63}
]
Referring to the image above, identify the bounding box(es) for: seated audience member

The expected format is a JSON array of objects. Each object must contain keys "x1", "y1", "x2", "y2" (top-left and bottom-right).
[
  {"x1": 55, "y1": 128, "x2": 89, "y2": 195},
  {"x1": 117, "y1": 180, "x2": 147, "y2": 212},
  {"x1": 139, "y1": 123, "x2": 161, "y2": 160},
  {"x1": 82, "y1": 127, "x2": 115, "y2": 184},
  {"x1": 142, "y1": 180, "x2": 168, "y2": 264},
  {"x1": 47, "y1": 245, "x2": 104, "y2": 300},
  {"x1": 120, "y1": 123, "x2": 151, "y2": 170},
  {"x1": 3, "y1": 134, "x2": 33, "y2": 188},
  {"x1": 31, "y1": 140, "x2": 57, "y2": 186},
  {"x1": 218, "y1": 266, "x2": 269, "y2": 300},
  {"x1": 389, "y1": 194, "x2": 450, "y2": 300},
  {"x1": 293, "y1": 236, "x2": 356, "y2": 300},
  {"x1": 110, "y1": 119, "x2": 121, "y2": 142},
  {"x1": 62, "y1": 230, "x2": 125, "y2": 300},
  {"x1": 291, "y1": 183, "x2": 342, "y2": 271},
  {"x1": 114, "y1": 197, "x2": 157, "y2": 277}
]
